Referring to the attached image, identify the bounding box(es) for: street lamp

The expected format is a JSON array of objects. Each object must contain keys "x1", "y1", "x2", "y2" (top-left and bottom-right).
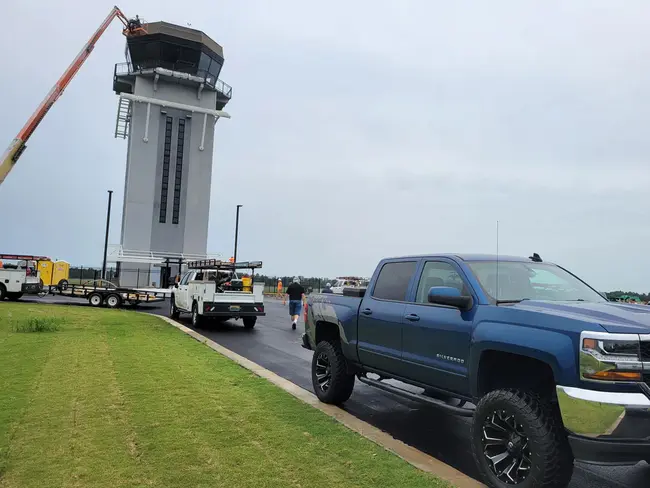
[
  {"x1": 101, "y1": 190, "x2": 113, "y2": 280},
  {"x1": 233, "y1": 204, "x2": 243, "y2": 264}
]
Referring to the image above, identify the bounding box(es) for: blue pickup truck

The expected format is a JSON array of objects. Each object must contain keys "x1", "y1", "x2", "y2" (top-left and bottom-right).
[{"x1": 302, "y1": 253, "x2": 650, "y2": 488}]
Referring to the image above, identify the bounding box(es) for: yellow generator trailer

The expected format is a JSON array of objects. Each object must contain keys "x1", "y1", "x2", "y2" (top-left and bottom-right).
[{"x1": 38, "y1": 260, "x2": 70, "y2": 290}]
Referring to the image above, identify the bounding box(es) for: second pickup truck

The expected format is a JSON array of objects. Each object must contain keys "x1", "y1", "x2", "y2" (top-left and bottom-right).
[
  {"x1": 303, "y1": 253, "x2": 650, "y2": 488},
  {"x1": 170, "y1": 260, "x2": 265, "y2": 329}
]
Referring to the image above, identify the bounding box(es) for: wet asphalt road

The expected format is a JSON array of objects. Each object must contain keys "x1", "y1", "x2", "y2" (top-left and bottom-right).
[{"x1": 26, "y1": 295, "x2": 650, "y2": 487}]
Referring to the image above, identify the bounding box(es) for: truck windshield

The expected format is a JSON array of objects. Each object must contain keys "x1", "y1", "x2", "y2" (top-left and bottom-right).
[{"x1": 467, "y1": 261, "x2": 606, "y2": 303}]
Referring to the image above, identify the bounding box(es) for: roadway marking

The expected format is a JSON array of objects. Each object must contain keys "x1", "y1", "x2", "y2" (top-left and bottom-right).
[{"x1": 154, "y1": 314, "x2": 483, "y2": 488}]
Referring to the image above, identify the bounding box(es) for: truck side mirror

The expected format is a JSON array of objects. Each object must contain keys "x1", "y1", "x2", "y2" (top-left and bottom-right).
[
  {"x1": 174, "y1": 283, "x2": 179, "y2": 288},
  {"x1": 428, "y1": 286, "x2": 473, "y2": 311}
]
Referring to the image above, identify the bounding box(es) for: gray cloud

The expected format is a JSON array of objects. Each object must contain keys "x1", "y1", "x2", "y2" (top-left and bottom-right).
[{"x1": 1, "y1": 0, "x2": 649, "y2": 292}]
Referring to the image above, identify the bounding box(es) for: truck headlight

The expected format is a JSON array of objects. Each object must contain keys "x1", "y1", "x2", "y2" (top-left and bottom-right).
[{"x1": 580, "y1": 332, "x2": 643, "y2": 382}]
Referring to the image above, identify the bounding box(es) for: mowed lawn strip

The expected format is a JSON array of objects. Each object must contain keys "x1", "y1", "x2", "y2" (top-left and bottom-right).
[{"x1": 0, "y1": 303, "x2": 448, "y2": 488}]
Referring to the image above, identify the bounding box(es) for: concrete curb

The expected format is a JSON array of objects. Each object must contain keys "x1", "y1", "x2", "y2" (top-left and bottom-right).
[{"x1": 153, "y1": 315, "x2": 483, "y2": 488}]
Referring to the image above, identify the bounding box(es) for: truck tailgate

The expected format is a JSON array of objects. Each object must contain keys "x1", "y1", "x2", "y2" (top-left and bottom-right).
[{"x1": 204, "y1": 292, "x2": 264, "y2": 316}]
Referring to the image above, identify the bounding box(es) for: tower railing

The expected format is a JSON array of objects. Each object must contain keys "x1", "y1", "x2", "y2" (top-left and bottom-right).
[
  {"x1": 106, "y1": 244, "x2": 222, "y2": 264},
  {"x1": 114, "y1": 61, "x2": 232, "y2": 99}
]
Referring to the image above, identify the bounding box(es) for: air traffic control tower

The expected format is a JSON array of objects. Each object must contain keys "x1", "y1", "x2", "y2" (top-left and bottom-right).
[{"x1": 111, "y1": 21, "x2": 231, "y2": 287}]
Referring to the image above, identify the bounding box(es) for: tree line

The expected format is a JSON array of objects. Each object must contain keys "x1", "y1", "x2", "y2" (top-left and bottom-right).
[{"x1": 606, "y1": 291, "x2": 650, "y2": 302}]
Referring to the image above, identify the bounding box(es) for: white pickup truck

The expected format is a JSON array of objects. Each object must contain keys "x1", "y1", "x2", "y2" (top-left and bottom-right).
[
  {"x1": 170, "y1": 260, "x2": 265, "y2": 328},
  {"x1": 0, "y1": 255, "x2": 44, "y2": 301},
  {"x1": 330, "y1": 276, "x2": 370, "y2": 295}
]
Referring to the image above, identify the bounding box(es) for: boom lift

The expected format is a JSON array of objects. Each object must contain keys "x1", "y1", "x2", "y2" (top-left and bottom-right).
[{"x1": 0, "y1": 6, "x2": 145, "y2": 187}]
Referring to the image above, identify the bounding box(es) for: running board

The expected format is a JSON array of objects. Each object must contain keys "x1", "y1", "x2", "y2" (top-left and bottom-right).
[{"x1": 357, "y1": 376, "x2": 474, "y2": 417}]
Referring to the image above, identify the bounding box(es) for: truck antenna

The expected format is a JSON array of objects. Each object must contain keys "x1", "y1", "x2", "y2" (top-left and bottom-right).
[{"x1": 496, "y1": 220, "x2": 500, "y2": 303}]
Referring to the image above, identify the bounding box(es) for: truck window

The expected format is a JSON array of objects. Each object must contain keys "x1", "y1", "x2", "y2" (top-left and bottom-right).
[
  {"x1": 467, "y1": 260, "x2": 606, "y2": 303},
  {"x1": 180, "y1": 272, "x2": 192, "y2": 285},
  {"x1": 372, "y1": 261, "x2": 417, "y2": 301},
  {"x1": 415, "y1": 261, "x2": 469, "y2": 303}
]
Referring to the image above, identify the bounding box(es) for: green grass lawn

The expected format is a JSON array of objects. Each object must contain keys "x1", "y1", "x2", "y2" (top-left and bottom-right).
[{"x1": 0, "y1": 303, "x2": 447, "y2": 488}]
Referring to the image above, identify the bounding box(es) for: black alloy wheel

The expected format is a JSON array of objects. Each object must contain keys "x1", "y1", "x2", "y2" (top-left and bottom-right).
[
  {"x1": 314, "y1": 351, "x2": 332, "y2": 393},
  {"x1": 482, "y1": 409, "x2": 532, "y2": 484}
]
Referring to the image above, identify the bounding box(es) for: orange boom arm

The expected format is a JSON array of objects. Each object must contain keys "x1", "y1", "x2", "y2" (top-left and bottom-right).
[{"x1": 0, "y1": 6, "x2": 145, "y2": 186}]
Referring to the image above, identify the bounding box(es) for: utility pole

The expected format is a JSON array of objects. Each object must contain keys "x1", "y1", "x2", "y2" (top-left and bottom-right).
[
  {"x1": 102, "y1": 190, "x2": 113, "y2": 280},
  {"x1": 233, "y1": 204, "x2": 243, "y2": 264}
]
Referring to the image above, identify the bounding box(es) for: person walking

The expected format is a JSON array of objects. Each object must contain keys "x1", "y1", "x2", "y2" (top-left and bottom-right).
[
  {"x1": 286, "y1": 277, "x2": 305, "y2": 330},
  {"x1": 277, "y1": 278, "x2": 285, "y2": 304}
]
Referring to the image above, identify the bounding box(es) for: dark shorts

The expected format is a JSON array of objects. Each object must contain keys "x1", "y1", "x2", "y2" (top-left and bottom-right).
[{"x1": 289, "y1": 300, "x2": 303, "y2": 316}]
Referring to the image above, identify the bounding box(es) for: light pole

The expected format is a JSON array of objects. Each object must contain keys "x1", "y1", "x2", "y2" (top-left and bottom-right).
[
  {"x1": 102, "y1": 190, "x2": 113, "y2": 280},
  {"x1": 233, "y1": 204, "x2": 243, "y2": 264}
]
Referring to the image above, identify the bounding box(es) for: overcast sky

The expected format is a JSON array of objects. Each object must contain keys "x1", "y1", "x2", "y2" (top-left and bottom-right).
[{"x1": 1, "y1": 1, "x2": 649, "y2": 291}]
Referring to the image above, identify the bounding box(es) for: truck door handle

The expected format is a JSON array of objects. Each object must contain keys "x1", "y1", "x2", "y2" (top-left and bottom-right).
[
  {"x1": 404, "y1": 313, "x2": 420, "y2": 322},
  {"x1": 361, "y1": 308, "x2": 373, "y2": 316}
]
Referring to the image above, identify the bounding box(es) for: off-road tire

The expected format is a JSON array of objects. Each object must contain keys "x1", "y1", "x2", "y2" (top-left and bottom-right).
[
  {"x1": 312, "y1": 341, "x2": 355, "y2": 405},
  {"x1": 243, "y1": 316, "x2": 257, "y2": 329},
  {"x1": 471, "y1": 389, "x2": 573, "y2": 488},
  {"x1": 169, "y1": 296, "x2": 180, "y2": 319},
  {"x1": 6, "y1": 292, "x2": 23, "y2": 301}
]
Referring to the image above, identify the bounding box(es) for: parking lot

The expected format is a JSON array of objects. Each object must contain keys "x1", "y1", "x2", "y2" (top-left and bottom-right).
[{"x1": 19, "y1": 295, "x2": 650, "y2": 487}]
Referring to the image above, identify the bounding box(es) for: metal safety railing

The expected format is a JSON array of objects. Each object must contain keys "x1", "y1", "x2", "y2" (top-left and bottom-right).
[
  {"x1": 114, "y1": 61, "x2": 232, "y2": 99},
  {"x1": 106, "y1": 244, "x2": 222, "y2": 264}
]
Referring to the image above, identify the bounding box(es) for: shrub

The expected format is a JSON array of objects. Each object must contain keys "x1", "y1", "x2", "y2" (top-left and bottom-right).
[{"x1": 13, "y1": 317, "x2": 64, "y2": 333}]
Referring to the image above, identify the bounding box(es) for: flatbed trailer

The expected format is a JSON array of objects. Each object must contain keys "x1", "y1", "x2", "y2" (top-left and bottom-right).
[{"x1": 45, "y1": 280, "x2": 166, "y2": 308}]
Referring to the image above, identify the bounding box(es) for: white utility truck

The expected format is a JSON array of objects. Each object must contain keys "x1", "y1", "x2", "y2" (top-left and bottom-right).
[
  {"x1": 0, "y1": 254, "x2": 45, "y2": 301},
  {"x1": 170, "y1": 260, "x2": 265, "y2": 328},
  {"x1": 330, "y1": 276, "x2": 369, "y2": 295}
]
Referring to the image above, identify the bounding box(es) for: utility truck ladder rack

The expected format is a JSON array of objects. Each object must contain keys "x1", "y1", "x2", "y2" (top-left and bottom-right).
[{"x1": 187, "y1": 259, "x2": 263, "y2": 270}]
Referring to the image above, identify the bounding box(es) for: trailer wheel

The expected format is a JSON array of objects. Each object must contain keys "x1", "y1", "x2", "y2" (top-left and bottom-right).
[
  {"x1": 57, "y1": 279, "x2": 69, "y2": 291},
  {"x1": 0, "y1": 284, "x2": 6, "y2": 301},
  {"x1": 88, "y1": 293, "x2": 103, "y2": 307},
  {"x1": 106, "y1": 294, "x2": 122, "y2": 309}
]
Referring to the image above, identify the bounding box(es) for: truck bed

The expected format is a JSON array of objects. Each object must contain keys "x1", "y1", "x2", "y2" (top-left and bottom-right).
[
  {"x1": 306, "y1": 292, "x2": 363, "y2": 362},
  {"x1": 188, "y1": 281, "x2": 265, "y2": 317}
]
